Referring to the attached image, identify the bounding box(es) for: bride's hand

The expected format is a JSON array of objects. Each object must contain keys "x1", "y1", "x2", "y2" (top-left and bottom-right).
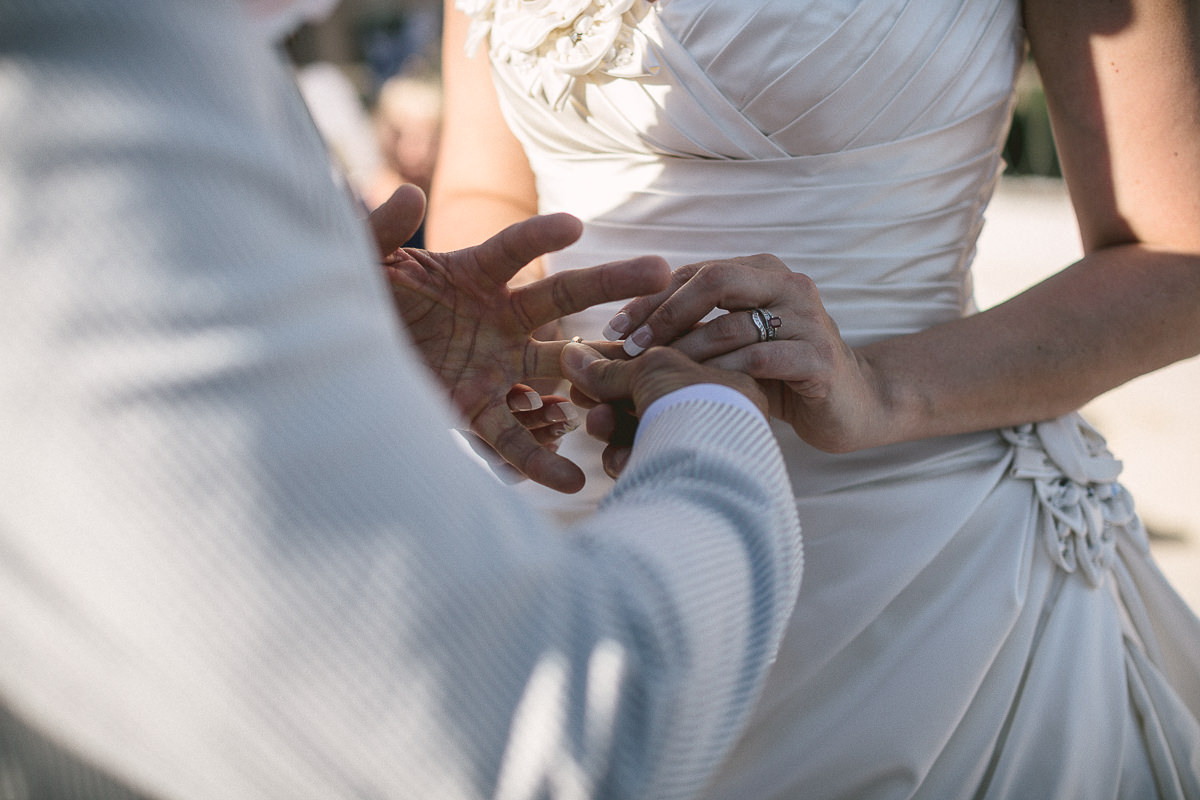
[
  {"x1": 456, "y1": 386, "x2": 582, "y2": 484},
  {"x1": 602, "y1": 254, "x2": 888, "y2": 453},
  {"x1": 506, "y1": 385, "x2": 581, "y2": 449}
]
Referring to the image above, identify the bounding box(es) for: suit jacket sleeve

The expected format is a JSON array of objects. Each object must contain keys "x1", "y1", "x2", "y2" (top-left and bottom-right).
[{"x1": 0, "y1": 2, "x2": 802, "y2": 798}]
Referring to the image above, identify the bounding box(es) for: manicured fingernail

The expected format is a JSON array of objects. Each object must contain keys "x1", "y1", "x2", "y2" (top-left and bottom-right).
[
  {"x1": 623, "y1": 325, "x2": 652, "y2": 357},
  {"x1": 509, "y1": 391, "x2": 543, "y2": 412},
  {"x1": 563, "y1": 341, "x2": 602, "y2": 371},
  {"x1": 602, "y1": 312, "x2": 631, "y2": 341},
  {"x1": 547, "y1": 402, "x2": 581, "y2": 429}
]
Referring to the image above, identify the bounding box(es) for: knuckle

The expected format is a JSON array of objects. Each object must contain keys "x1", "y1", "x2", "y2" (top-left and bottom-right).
[
  {"x1": 521, "y1": 344, "x2": 541, "y2": 379},
  {"x1": 812, "y1": 339, "x2": 839, "y2": 366},
  {"x1": 749, "y1": 253, "x2": 785, "y2": 271},
  {"x1": 709, "y1": 313, "x2": 746, "y2": 346},
  {"x1": 786, "y1": 271, "x2": 819, "y2": 298},
  {"x1": 650, "y1": 300, "x2": 684, "y2": 332},
  {"x1": 492, "y1": 419, "x2": 529, "y2": 452},
  {"x1": 744, "y1": 346, "x2": 775, "y2": 372},
  {"x1": 637, "y1": 347, "x2": 683, "y2": 371},
  {"x1": 693, "y1": 263, "x2": 728, "y2": 292},
  {"x1": 549, "y1": 278, "x2": 581, "y2": 320},
  {"x1": 672, "y1": 263, "x2": 702, "y2": 285}
]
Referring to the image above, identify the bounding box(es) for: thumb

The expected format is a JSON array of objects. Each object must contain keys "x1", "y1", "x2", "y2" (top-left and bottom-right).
[
  {"x1": 560, "y1": 342, "x2": 631, "y2": 404},
  {"x1": 368, "y1": 184, "x2": 426, "y2": 257},
  {"x1": 565, "y1": 343, "x2": 769, "y2": 417}
]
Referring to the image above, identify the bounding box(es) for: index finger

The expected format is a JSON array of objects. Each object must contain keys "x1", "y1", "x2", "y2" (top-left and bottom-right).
[
  {"x1": 609, "y1": 260, "x2": 781, "y2": 356},
  {"x1": 468, "y1": 213, "x2": 584, "y2": 288},
  {"x1": 513, "y1": 255, "x2": 671, "y2": 331},
  {"x1": 603, "y1": 262, "x2": 702, "y2": 341}
]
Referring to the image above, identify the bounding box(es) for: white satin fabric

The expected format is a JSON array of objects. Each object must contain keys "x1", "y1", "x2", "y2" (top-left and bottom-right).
[
  {"x1": 1, "y1": 1, "x2": 804, "y2": 797},
  {"x1": 470, "y1": 0, "x2": 1200, "y2": 796}
]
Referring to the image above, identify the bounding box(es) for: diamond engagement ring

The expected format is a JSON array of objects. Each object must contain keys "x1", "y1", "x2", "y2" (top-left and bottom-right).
[{"x1": 749, "y1": 308, "x2": 782, "y2": 342}]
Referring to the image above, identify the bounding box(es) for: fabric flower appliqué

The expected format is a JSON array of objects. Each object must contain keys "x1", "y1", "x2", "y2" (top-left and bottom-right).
[
  {"x1": 457, "y1": 0, "x2": 660, "y2": 110},
  {"x1": 1003, "y1": 415, "x2": 1146, "y2": 588}
]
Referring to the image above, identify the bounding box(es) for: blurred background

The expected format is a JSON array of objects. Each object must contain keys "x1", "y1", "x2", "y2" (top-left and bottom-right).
[
  {"x1": 286, "y1": 5, "x2": 1198, "y2": 611},
  {"x1": 285, "y1": 0, "x2": 444, "y2": 245}
]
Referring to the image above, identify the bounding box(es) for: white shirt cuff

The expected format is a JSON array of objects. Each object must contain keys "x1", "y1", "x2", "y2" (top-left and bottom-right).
[{"x1": 636, "y1": 384, "x2": 765, "y2": 444}]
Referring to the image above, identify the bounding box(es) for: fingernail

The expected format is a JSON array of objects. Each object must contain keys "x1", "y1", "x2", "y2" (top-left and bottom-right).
[
  {"x1": 604, "y1": 447, "x2": 632, "y2": 479},
  {"x1": 509, "y1": 391, "x2": 543, "y2": 412},
  {"x1": 602, "y1": 312, "x2": 631, "y2": 341},
  {"x1": 547, "y1": 402, "x2": 581, "y2": 429},
  {"x1": 563, "y1": 341, "x2": 602, "y2": 371},
  {"x1": 623, "y1": 325, "x2": 653, "y2": 357}
]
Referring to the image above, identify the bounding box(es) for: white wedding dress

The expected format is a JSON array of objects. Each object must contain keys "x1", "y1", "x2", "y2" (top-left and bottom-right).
[{"x1": 462, "y1": 0, "x2": 1200, "y2": 796}]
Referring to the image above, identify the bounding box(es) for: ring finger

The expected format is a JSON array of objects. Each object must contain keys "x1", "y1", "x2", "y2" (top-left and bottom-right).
[
  {"x1": 670, "y1": 307, "x2": 786, "y2": 362},
  {"x1": 607, "y1": 260, "x2": 790, "y2": 356}
]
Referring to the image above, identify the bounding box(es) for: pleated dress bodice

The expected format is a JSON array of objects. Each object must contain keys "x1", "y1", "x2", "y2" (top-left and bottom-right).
[
  {"x1": 463, "y1": 2, "x2": 1200, "y2": 795},
  {"x1": 476, "y1": 0, "x2": 1025, "y2": 507},
  {"x1": 487, "y1": 0, "x2": 1023, "y2": 345}
]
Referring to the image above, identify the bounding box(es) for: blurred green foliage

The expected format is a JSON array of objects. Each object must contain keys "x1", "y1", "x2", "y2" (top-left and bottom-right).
[{"x1": 1003, "y1": 62, "x2": 1061, "y2": 177}]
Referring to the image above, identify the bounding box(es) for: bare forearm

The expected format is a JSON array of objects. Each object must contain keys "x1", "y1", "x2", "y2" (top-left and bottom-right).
[
  {"x1": 862, "y1": 244, "x2": 1200, "y2": 446},
  {"x1": 861, "y1": 0, "x2": 1200, "y2": 444},
  {"x1": 427, "y1": 188, "x2": 548, "y2": 290},
  {"x1": 426, "y1": 189, "x2": 536, "y2": 252},
  {"x1": 432, "y1": 0, "x2": 544, "y2": 282}
]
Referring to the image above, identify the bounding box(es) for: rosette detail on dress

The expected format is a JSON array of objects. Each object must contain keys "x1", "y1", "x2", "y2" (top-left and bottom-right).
[
  {"x1": 1002, "y1": 415, "x2": 1147, "y2": 588},
  {"x1": 456, "y1": 0, "x2": 660, "y2": 110}
]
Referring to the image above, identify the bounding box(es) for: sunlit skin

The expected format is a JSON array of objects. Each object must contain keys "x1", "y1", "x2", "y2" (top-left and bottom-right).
[
  {"x1": 369, "y1": 184, "x2": 766, "y2": 490},
  {"x1": 430, "y1": 0, "x2": 1200, "y2": 465}
]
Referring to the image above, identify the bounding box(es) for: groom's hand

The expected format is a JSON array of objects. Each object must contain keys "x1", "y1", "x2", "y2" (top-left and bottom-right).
[
  {"x1": 370, "y1": 185, "x2": 672, "y2": 492},
  {"x1": 562, "y1": 343, "x2": 769, "y2": 479},
  {"x1": 368, "y1": 183, "x2": 427, "y2": 256}
]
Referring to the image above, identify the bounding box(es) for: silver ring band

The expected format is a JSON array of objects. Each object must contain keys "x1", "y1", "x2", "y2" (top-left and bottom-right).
[
  {"x1": 750, "y1": 308, "x2": 770, "y2": 342},
  {"x1": 750, "y1": 308, "x2": 782, "y2": 342}
]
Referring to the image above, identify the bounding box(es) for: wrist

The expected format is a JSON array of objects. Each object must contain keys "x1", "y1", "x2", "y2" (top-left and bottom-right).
[{"x1": 852, "y1": 345, "x2": 930, "y2": 450}]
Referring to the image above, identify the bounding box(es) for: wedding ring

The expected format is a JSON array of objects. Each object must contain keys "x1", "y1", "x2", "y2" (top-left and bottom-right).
[
  {"x1": 570, "y1": 336, "x2": 584, "y2": 343},
  {"x1": 749, "y1": 309, "x2": 769, "y2": 342},
  {"x1": 749, "y1": 308, "x2": 782, "y2": 342}
]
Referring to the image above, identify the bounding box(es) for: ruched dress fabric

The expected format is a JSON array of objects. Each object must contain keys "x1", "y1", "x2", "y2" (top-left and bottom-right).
[{"x1": 466, "y1": 0, "x2": 1200, "y2": 796}]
